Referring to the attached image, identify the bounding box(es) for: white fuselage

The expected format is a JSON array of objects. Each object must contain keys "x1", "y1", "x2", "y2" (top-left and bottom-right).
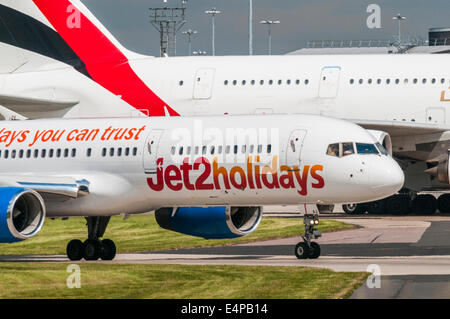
[{"x1": 0, "y1": 114, "x2": 403, "y2": 217}]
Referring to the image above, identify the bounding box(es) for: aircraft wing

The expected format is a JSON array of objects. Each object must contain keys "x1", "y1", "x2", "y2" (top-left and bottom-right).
[
  {"x1": 351, "y1": 119, "x2": 449, "y2": 137},
  {"x1": 0, "y1": 93, "x2": 79, "y2": 118},
  {"x1": 0, "y1": 175, "x2": 89, "y2": 199}
]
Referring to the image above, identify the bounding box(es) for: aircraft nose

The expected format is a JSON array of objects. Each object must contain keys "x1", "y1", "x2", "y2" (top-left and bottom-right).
[{"x1": 369, "y1": 157, "x2": 404, "y2": 197}]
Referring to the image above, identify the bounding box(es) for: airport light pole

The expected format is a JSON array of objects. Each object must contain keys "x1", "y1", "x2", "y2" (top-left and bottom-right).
[
  {"x1": 249, "y1": 0, "x2": 253, "y2": 55},
  {"x1": 182, "y1": 29, "x2": 197, "y2": 56},
  {"x1": 205, "y1": 8, "x2": 221, "y2": 56},
  {"x1": 393, "y1": 14, "x2": 406, "y2": 45},
  {"x1": 260, "y1": 20, "x2": 280, "y2": 55}
]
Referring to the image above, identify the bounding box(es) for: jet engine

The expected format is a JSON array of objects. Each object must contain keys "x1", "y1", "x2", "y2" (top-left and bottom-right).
[
  {"x1": 426, "y1": 152, "x2": 450, "y2": 184},
  {"x1": 155, "y1": 206, "x2": 263, "y2": 239},
  {"x1": 0, "y1": 188, "x2": 46, "y2": 243},
  {"x1": 367, "y1": 130, "x2": 393, "y2": 155}
]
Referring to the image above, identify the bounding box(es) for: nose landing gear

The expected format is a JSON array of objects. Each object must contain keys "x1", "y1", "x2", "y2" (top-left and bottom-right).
[{"x1": 295, "y1": 213, "x2": 322, "y2": 259}]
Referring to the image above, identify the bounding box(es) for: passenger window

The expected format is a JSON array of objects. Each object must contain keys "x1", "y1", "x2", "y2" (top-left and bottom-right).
[
  {"x1": 257, "y1": 145, "x2": 262, "y2": 154},
  {"x1": 57, "y1": 149, "x2": 62, "y2": 158},
  {"x1": 210, "y1": 146, "x2": 215, "y2": 155},
  {"x1": 327, "y1": 143, "x2": 340, "y2": 157},
  {"x1": 125, "y1": 148, "x2": 130, "y2": 156},
  {"x1": 179, "y1": 146, "x2": 184, "y2": 155},
  {"x1": 342, "y1": 142, "x2": 355, "y2": 156},
  {"x1": 117, "y1": 148, "x2": 122, "y2": 157},
  {"x1": 34, "y1": 150, "x2": 39, "y2": 158},
  {"x1": 202, "y1": 146, "x2": 207, "y2": 155},
  {"x1": 187, "y1": 146, "x2": 192, "y2": 155},
  {"x1": 19, "y1": 150, "x2": 24, "y2": 158},
  {"x1": 41, "y1": 149, "x2": 46, "y2": 158},
  {"x1": 267, "y1": 144, "x2": 272, "y2": 154},
  {"x1": 101, "y1": 148, "x2": 106, "y2": 157},
  {"x1": 109, "y1": 148, "x2": 115, "y2": 157},
  {"x1": 218, "y1": 145, "x2": 223, "y2": 154},
  {"x1": 304, "y1": 79, "x2": 309, "y2": 85},
  {"x1": 86, "y1": 148, "x2": 92, "y2": 157},
  {"x1": 11, "y1": 150, "x2": 16, "y2": 159},
  {"x1": 226, "y1": 145, "x2": 231, "y2": 154},
  {"x1": 249, "y1": 145, "x2": 255, "y2": 153},
  {"x1": 242, "y1": 145, "x2": 247, "y2": 153},
  {"x1": 234, "y1": 145, "x2": 238, "y2": 154},
  {"x1": 133, "y1": 147, "x2": 138, "y2": 156},
  {"x1": 72, "y1": 149, "x2": 76, "y2": 158},
  {"x1": 356, "y1": 143, "x2": 379, "y2": 155},
  {"x1": 64, "y1": 149, "x2": 69, "y2": 158},
  {"x1": 4, "y1": 150, "x2": 8, "y2": 159},
  {"x1": 171, "y1": 146, "x2": 176, "y2": 155},
  {"x1": 27, "y1": 150, "x2": 31, "y2": 158},
  {"x1": 49, "y1": 149, "x2": 54, "y2": 158},
  {"x1": 195, "y1": 146, "x2": 199, "y2": 155}
]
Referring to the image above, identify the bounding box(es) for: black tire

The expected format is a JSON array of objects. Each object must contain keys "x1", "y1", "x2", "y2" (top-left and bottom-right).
[
  {"x1": 295, "y1": 242, "x2": 310, "y2": 259},
  {"x1": 342, "y1": 204, "x2": 365, "y2": 215},
  {"x1": 83, "y1": 239, "x2": 102, "y2": 261},
  {"x1": 67, "y1": 239, "x2": 83, "y2": 261},
  {"x1": 309, "y1": 242, "x2": 321, "y2": 259},
  {"x1": 386, "y1": 194, "x2": 410, "y2": 215},
  {"x1": 101, "y1": 239, "x2": 117, "y2": 261},
  {"x1": 411, "y1": 195, "x2": 437, "y2": 215},
  {"x1": 367, "y1": 199, "x2": 386, "y2": 215},
  {"x1": 438, "y1": 194, "x2": 450, "y2": 214}
]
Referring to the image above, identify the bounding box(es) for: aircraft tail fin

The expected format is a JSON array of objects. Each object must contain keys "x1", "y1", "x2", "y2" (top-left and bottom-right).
[{"x1": 0, "y1": 0, "x2": 179, "y2": 117}]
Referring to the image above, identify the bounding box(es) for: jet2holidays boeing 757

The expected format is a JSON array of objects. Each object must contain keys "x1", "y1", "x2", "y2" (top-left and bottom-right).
[{"x1": 0, "y1": 114, "x2": 403, "y2": 261}]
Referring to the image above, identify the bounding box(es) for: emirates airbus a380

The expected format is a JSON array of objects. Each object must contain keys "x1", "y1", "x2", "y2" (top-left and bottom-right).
[
  {"x1": 0, "y1": 0, "x2": 447, "y2": 214},
  {"x1": 0, "y1": 114, "x2": 402, "y2": 260}
]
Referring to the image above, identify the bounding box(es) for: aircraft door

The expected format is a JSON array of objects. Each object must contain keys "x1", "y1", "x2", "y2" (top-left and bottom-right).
[
  {"x1": 143, "y1": 129, "x2": 164, "y2": 173},
  {"x1": 286, "y1": 130, "x2": 307, "y2": 166},
  {"x1": 193, "y1": 68, "x2": 215, "y2": 100},
  {"x1": 318, "y1": 66, "x2": 341, "y2": 98},
  {"x1": 426, "y1": 107, "x2": 446, "y2": 124}
]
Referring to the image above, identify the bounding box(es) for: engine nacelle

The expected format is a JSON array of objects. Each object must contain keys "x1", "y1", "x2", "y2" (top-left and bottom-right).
[
  {"x1": 0, "y1": 188, "x2": 46, "y2": 243},
  {"x1": 155, "y1": 206, "x2": 263, "y2": 239},
  {"x1": 367, "y1": 130, "x2": 393, "y2": 155}
]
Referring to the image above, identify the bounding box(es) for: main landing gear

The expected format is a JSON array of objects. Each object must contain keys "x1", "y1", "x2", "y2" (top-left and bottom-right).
[
  {"x1": 295, "y1": 213, "x2": 322, "y2": 259},
  {"x1": 66, "y1": 217, "x2": 117, "y2": 261}
]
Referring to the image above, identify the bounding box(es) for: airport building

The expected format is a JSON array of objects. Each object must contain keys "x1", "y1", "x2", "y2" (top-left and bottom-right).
[{"x1": 288, "y1": 27, "x2": 450, "y2": 55}]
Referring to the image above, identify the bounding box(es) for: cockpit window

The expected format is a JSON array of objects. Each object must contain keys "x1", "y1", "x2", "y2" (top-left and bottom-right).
[
  {"x1": 342, "y1": 142, "x2": 355, "y2": 156},
  {"x1": 356, "y1": 143, "x2": 379, "y2": 155},
  {"x1": 375, "y1": 142, "x2": 389, "y2": 156},
  {"x1": 327, "y1": 143, "x2": 340, "y2": 157}
]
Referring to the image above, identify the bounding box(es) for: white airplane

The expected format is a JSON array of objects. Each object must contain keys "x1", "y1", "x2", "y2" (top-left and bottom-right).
[
  {"x1": 0, "y1": 0, "x2": 447, "y2": 214},
  {"x1": 0, "y1": 114, "x2": 403, "y2": 260}
]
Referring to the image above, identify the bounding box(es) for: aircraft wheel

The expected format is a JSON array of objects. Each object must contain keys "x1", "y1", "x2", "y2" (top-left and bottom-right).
[
  {"x1": 100, "y1": 239, "x2": 117, "y2": 261},
  {"x1": 386, "y1": 194, "x2": 410, "y2": 215},
  {"x1": 295, "y1": 242, "x2": 310, "y2": 259},
  {"x1": 411, "y1": 195, "x2": 437, "y2": 215},
  {"x1": 367, "y1": 199, "x2": 386, "y2": 215},
  {"x1": 438, "y1": 194, "x2": 450, "y2": 214},
  {"x1": 83, "y1": 239, "x2": 102, "y2": 261},
  {"x1": 342, "y1": 204, "x2": 365, "y2": 215},
  {"x1": 309, "y1": 242, "x2": 321, "y2": 259},
  {"x1": 67, "y1": 239, "x2": 83, "y2": 261}
]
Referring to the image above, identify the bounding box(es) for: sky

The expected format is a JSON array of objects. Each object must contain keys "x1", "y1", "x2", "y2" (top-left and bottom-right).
[{"x1": 83, "y1": 0, "x2": 450, "y2": 56}]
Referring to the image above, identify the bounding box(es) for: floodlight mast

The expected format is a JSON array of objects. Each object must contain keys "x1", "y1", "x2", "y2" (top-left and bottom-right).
[
  {"x1": 205, "y1": 8, "x2": 221, "y2": 56},
  {"x1": 393, "y1": 13, "x2": 406, "y2": 45},
  {"x1": 182, "y1": 29, "x2": 197, "y2": 56},
  {"x1": 149, "y1": 0, "x2": 188, "y2": 57},
  {"x1": 260, "y1": 20, "x2": 280, "y2": 55}
]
